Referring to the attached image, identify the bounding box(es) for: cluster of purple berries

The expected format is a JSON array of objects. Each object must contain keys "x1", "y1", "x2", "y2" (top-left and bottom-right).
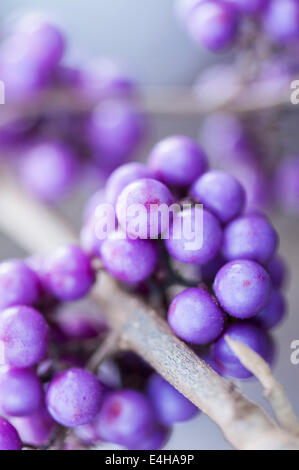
[
  {"x1": 83, "y1": 135, "x2": 287, "y2": 374},
  {"x1": 0, "y1": 248, "x2": 185, "y2": 450},
  {"x1": 0, "y1": 13, "x2": 145, "y2": 203},
  {"x1": 0, "y1": 136, "x2": 288, "y2": 450},
  {"x1": 177, "y1": 0, "x2": 299, "y2": 51}
]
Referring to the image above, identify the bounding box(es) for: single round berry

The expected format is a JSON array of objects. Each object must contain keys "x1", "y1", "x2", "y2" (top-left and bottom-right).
[
  {"x1": 106, "y1": 162, "x2": 154, "y2": 206},
  {"x1": 96, "y1": 389, "x2": 154, "y2": 447},
  {"x1": 46, "y1": 368, "x2": 104, "y2": 427},
  {"x1": 227, "y1": 159, "x2": 269, "y2": 211},
  {"x1": 116, "y1": 178, "x2": 174, "y2": 239},
  {"x1": 0, "y1": 367, "x2": 43, "y2": 417},
  {"x1": 0, "y1": 306, "x2": 49, "y2": 368},
  {"x1": 256, "y1": 290, "x2": 286, "y2": 330},
  {"x1": 263, "y1": 0, "x2": 299, "y2": 44},
  {"x1": 222, "y1": 214, "x2": 278, "y2": 264},
  {"x1": 52, "y1": 300, "x2": 107, "y2": 342},
  {"x1": 212, "y1": 322, "x2": 273, "y2": 379},
  {"x1": 19, "y1": 141, "x2": 78, "y2": 203},
  {"x1": 10, "y1": 406, "x2": 56, "y2": 447},
  {"x1": 14, "y1": 13, "x2": 65, "y2": 70},
  {"x1": 0, "y1": 260, "x2": 40, "y2": 310},
  {"x1": 0, "y1": 417, "x2": 22, "y2": 450},
  {"x1": 88, "y1": 100, "x2": 145, "y2": 173},
  {"x1": 213, "y1": 260, "x2": 272, "y2": 319},
  {"x1": 187, "y1": 0, "x2": 239, "y2": 51},
  {"x1": 43, "y1": 245, "x2": 95, "y2": 301},
  {"x1": 147, "y1": 373, "x2": 198, "y2": 424},
  {"x1": 190, "y1": 170, "x2": 245, "y2": 223},
  {"x1": 100, "y1": 231, "x2": 158, "y2": 284},
  {"x1": 199, "y1": 112, "x2": 254, "y2": 165},
  {"x1": 165, "y1": 208, "x2": 222, "y2": 265},
  {"x1": 168, "y1": 287, "x2": 225, "y2": 344},
  {"x1": 266, "y1": 255, "x2": 288, "y2": 290},
  {"x1": 148, "y1": 136, "x2": 207, "y2": 188},
  {"x1": 129, "y1": 425, "x2": 170, "y2": 450}
]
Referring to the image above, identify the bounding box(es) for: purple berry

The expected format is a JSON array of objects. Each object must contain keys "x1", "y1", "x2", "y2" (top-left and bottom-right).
[
  {"x1": 129, "y1": 425, "x2": 170, "y2": 450},
  {"x1": 53, "y1": 300, "x2": 107, "y2": 342},
  {"x1": 0, "y1": 306, "x2": 49, "y2": 368},
  {"x1": 148, "y1": 136, "x2": 207, "y2": 188},
  {"x1": 0, "y1": 260, "x2": 40, "y2": 310},
  {"x1": 96, "y1": 389, "x2": 154, "y2": 447},
  {"x1": 187, "y1": 0, "x2": 239, "y2": 51},
  {"x1": 222, "y1": 214, "x2": 278, "y2": 264},
  {"x1": 213, "y1": 260, "x2": 272, "y2": 319},
  {"x1": 168, "y1": 287, "x2": 225, "y2": 344},
  {"x1": 199, "y1": 112, "x2": 255, "y2": 165},
  {"x1": 212, "y1": 322, "x2": 273, "y2": 379},
  {"x1": 0, "y1": 417, "x2": 22, "y2": 450},
  {"x1": 0, "y1": 367, "x2": 43, "y2": 417},
  {"x1": 227, "y1": 159, "x2": 269, "y2": 210},
  {"x1": 100, "y1": 231, "x2": 158, "y2": 284},
  {"x1": 106, "y1": 162, "x2": 154, "y2": 206},
  {"x1": 11, "y1": 406, "x2": 56, "y2": 447},
  {"x1": 165, "y1": 208, "x2": 223, "y2": 265},
  {"x1": 147, "y1": 373, "x2": 199, "y2": 424},
  {"x1": 190, "y1": 170, "x2": 245, "y2": 223},
  {"x1": 256, "y1": 290, "x2": 287, "y2": 330},
  {"x1": 0, "y1": 14, "x2": 65, "y2": 103},
  {"x1": 43, "y1": 245, "x2": 95, "y2": 301},
  {"x1": 14, "y1": 13, "x2": 65, "y2": 70},
  {"x1": 266, "y1": 255, "x2": 288, "y2": 290},
  {"x1": 19, "y1": 141, "x2": 78, "y2": 203},
  {"x1": 263, "y1": 0, "x2": 299, "y2": 44},
  {"x1": 46, "y1": 368, "x2": 104, "y2": 427},
  {"x1": 116, "y1": 178, "x2": 174, "y2": 239},
  {"x1": 88, "y1": 100, "x2": 145, "y2": 173}
]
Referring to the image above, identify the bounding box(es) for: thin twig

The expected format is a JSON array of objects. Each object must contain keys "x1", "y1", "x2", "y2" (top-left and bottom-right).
[
  {"x1": 225, "y1": 336, "x2": 299, "y2": 435},
  {"x1": 87, "y1": 331, "x2": 120, "y2": 374},
  {"x1": 0, "y1": 76, "x2": 295, "y2": 129}
]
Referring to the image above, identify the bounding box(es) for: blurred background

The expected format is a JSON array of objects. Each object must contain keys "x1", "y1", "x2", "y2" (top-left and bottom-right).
[{"x1": 0, "y1": 0, "x2": 298, "y2": 450}]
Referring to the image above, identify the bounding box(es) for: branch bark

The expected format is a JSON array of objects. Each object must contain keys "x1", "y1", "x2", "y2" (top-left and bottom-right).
[
  {"x1": 0, "y1": 75, "x2": 294, "y2": 129},
  {"x1": 226, "y1": 336, "x2": 299, "y2": 435},
  {"x1": 0, "y1": 175, "x2": 298, "y2": 450}
]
